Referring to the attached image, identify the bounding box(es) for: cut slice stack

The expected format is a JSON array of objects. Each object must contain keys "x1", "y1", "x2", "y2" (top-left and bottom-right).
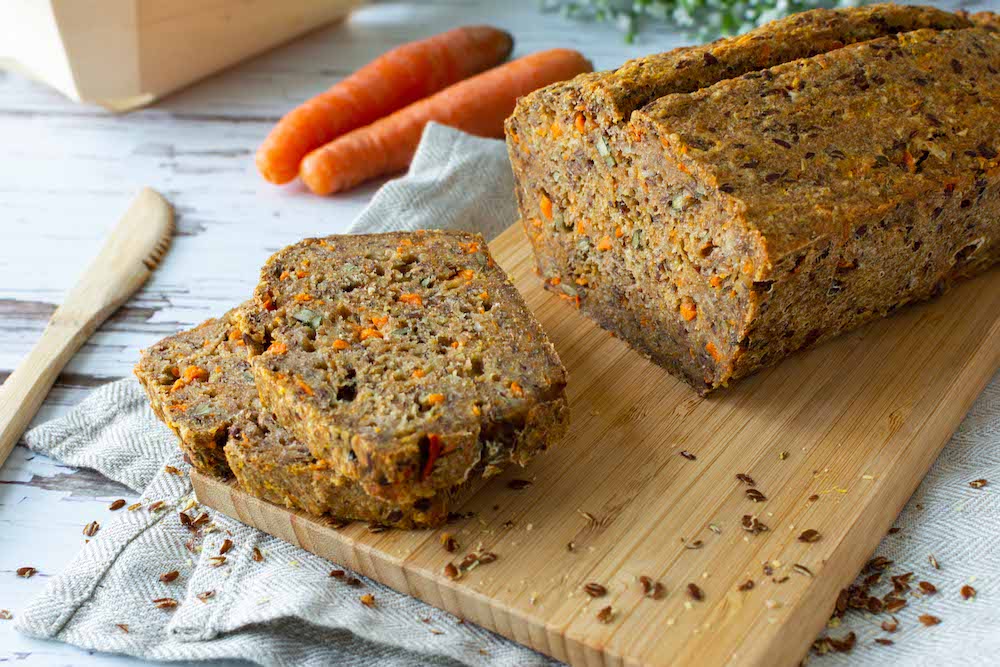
[{"x1": 135, "y1": 230, "x2": 569, "y2": 528}]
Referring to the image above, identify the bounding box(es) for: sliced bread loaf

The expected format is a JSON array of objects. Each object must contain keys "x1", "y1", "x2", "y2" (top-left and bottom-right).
[
  {"x1": 505, "y1": 7, "x2": 999, "y2": 393},
  {"x1": 237, "y1": 231, "x2": 569, "y2": 503}
]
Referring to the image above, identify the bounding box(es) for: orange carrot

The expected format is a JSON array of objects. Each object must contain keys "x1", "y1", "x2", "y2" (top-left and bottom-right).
[
  {"x1": 299, "y1": 48, "x2": 593, "y2": 195},
  {"x1": 256, "y1": 25, "x2": 514, "y2": 184}
]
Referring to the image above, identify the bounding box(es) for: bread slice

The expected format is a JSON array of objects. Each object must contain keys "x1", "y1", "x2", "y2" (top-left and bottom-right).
[
  {"x1": 134, "y1": 309, "x2": 251, "y2": 477},
  {"x1": 237, "y1": 231, "x2": 569, "y2": 503},
  {"x1": 136, "y1": 308, "x2": 460, "y2": 527},
  {"x1": 225, "y1": 410, "x2": 457, "y2": 528},
  {"x1": 508, "y1": 22, "x2": 1000, "y2": 393}
]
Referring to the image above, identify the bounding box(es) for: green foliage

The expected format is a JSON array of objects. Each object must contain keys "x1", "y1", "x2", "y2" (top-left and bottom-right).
[{"x1": 541, "y1": 0, "x2": 863, "y2": 41}]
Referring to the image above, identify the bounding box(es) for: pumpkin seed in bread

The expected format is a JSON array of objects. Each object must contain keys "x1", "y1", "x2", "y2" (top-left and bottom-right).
[
  {"x1": 237, "y1": 231, "x2": 569, "y2": 503},
  {"x1": 134, "y1": 308, "x2": 252, "y2": 477}
]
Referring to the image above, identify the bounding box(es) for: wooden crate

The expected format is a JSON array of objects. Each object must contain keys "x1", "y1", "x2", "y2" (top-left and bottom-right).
[{"x1": 0, "y1": 0, "x2": 362, "y2": 111}]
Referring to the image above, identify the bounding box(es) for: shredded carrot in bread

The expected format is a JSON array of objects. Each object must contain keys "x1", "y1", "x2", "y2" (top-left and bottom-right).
[
  {"x1": 458, "y1": 269, "x2": 475, "y2": 281},
  {"x1": 332, "y1": 339, "x2": 350, "y2": 350},
  {"x1": 182, "y1": 366, "x2": 209, "y2": 383},
  {"x1": 398, "y1": 293, "x2": 423, "y2": 306},
  {"x1": 421, "y1": 433, "x2": 443, "y2": 481},
  {"x1": 427, "y1": 393, "x2": 446, "y2": 405},
  {"x1": 279, "y1": 270, "x2": 291, "y2": 280},
  {"x1": 360, "y1": 328, "x2": 383, "y2": 340},
  {"x1": 296, "y1": 378, "x2": 315, "y2": 396},
  {"x1": 268, "y1": 341, "x2": 288, "y2": 354},
  {"x1": 680, "y1": 300, "x2": 698, "y2": 321},
  {"x1": 539, "y1": 194, "x2": 553, "y2": 221},
  {"x1": 294, "y1": 292, "x2": 313, "y2": 302},
  {"x1": 412, "y1": 368, "x2": 426, "y2": 379},
  {"x1": 705, "y1": 342, "x2": 723, "y2": 362},
  {"x1": 510, "y1": 381, "x2": 524, "y2": 397},
  {"x1": 370, "y1": 315, "x2": 389, "y2": 328},
  {"x1": 575, "y1": 113, "x2": 586, "y2": 133},
  {"x1": 597, "y1": 236, "x2": 613, "y2": 251}
]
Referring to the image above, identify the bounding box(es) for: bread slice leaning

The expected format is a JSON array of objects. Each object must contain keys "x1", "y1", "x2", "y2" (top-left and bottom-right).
[
  {"x1": 237, "y1": 231, "x2": 569, "y2": 504},
  {"x1": 136, "y1": 307, "x2": 462, "y2": 528}
]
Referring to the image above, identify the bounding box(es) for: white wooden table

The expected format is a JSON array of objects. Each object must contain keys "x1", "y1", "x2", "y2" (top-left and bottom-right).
[{"x1": 0, "y1": 0, "x2": 983, "y2": 664}]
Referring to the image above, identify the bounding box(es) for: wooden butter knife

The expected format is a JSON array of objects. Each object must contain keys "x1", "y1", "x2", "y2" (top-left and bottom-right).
[{"x1": 0, "y1": 187, "x2": 174, "y2": 468}]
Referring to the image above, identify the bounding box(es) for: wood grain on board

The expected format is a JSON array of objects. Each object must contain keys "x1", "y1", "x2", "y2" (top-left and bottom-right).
[{"x1": 193, "y1": 221, "x2": 1000, "y2": 667}]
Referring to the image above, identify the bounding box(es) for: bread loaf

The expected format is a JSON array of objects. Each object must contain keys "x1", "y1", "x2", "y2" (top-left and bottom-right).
[{"x1": 506, "y1": 7, "x2": 999, "y2": 393}]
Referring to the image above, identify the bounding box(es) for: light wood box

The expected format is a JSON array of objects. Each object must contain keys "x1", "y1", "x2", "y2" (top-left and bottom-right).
[{"x1": 0, "y1": 0, "x2": 363, "y2": 111}]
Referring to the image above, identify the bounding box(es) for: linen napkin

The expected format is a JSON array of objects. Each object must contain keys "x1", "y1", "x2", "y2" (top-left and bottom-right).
[{"x1": 15, "y1": 123, "x2": 1000, "y2": 666}]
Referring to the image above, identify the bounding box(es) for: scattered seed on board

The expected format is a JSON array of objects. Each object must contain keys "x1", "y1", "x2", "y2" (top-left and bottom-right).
[
  {"x1": 583, "y1": 583, "x2": 607, "y2": 598},
  {"x1": 109, "y1": 499, "x2": 126, "y2": 511},
  {"x1": 83, "y1": 521, "x2": 100, "y2": 537},
  {"x1": 596, "y1": 606, "x2": 614, "y2": 623},
  {"x1": 0, "y1": 610, "x2": 12, "y2": 621},
  {"x1": 918, "y1": 614, "x2": 941, "y2": 626},
  {"x1": 360, "y1": 593, "x2": 376, "y2": 608},
  {"x1": 197, "y1": 591, "x2": 215, "y2": 602},
  {"x1": 507, "y1": 479, "x2": 532, "y2": 490},
  {"x1": 160, "y1": 571, "x2": 179, "y2": 583},
  {"x1": 16, "y1": 567, "x2": 36, "y2": 578},
  {"x1": 798, "y1": 529, "x2": 822, "y2": 543},
  {"x1": 961, "y1": 585, "x2": 977, "y2": 600},
  {"x1": 116, "y1": 623, "x2": 128, "y2": 633},
  {"x1": 969, "y1": 479, "x2": 988, "y2": 489},
  {"x1": 639, "y1": 576, "x2": 666, "y2": 599},
  {"x1": 252, "y1": 547, "x2": 264, "y2": 562},
  {"x1": 440, "y1": 534, "x2": 459, "y2": 553},
  {"x1": 687, "y1": 583, "x2": 704, "y2": 601},
  {"x1": 153, "y1": 598, "x2": 178, "y2": 609},
  {"x1": 746, "y1": 488, "x2": 767, "y2": 502},
  {"x1": 679, "y1": 450, "x2": 697, "y2": 461},
  {"x1": 219, "y1": 539, "x2": 234, "y2": 555}
]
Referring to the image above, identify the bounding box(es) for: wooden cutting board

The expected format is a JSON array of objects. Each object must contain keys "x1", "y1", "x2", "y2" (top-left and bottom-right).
[{"x1": 192, "y1": 222, "x2": 1000, "y2": 667}]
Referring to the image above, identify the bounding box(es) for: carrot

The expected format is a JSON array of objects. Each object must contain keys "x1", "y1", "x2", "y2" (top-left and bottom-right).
[
  {"x1": 299, "y1": 48, "x2": 593, "y2": 195},
  {"x1": 256, "y1": 25, "x2": 514, "y2": 184}
]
